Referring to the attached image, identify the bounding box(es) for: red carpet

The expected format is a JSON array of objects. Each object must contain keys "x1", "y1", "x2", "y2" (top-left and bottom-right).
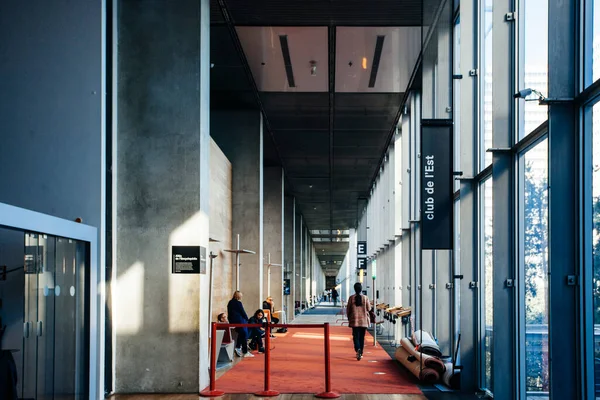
[{"x1": 210, "y1": 326, "x2": 421, "y2": 394}]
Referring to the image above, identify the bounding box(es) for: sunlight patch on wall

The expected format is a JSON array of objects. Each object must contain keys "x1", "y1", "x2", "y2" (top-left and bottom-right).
[{"x1": 115, "y1": 261, "x2": 144, "y2": 335}]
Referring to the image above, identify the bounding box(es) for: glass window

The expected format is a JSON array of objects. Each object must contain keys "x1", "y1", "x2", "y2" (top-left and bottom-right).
[
  {"x1": 454, "y1": 198, "x2": 461, "y2": 346},
  {"x1": 522, "y1": 138, "x2": 549, "y2": 397},
  {"x1": 481, "y1": 178, "x2": 494, "y2": 392},
  {"x1": 594, "y1": 0, "x2": 600, "y2": 83},
  {"x1": 592, "y1": 102, "x2": 600, "y2": 396},
  {"x1": 454, "y1": 16, "x2": 461, "y2": 191},
  {"x1": 519, "y1": 0, "x2": 549, "y2": 140},
  {"x1": 482, "y1": 0, "x2": 493, "y2": 169},
  {"x1": 586, "y1": 0, "x2": 600, "y2": 86}
]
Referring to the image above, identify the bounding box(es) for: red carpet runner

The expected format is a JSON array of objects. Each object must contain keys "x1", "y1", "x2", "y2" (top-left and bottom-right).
[{"x1": 211, "y1": 326, "x2": 422, "y2": 394}]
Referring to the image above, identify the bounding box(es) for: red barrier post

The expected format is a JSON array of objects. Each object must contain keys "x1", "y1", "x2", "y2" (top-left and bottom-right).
[
  {"x1": 316, "y1": 323, "x2": 340, "y2": 398},
  {"x1": 200, "y1": 322, "x2": 225, "y2": 397},
  {"x1": 255, "y1": 320, "x2": 280, "y2": 397}
]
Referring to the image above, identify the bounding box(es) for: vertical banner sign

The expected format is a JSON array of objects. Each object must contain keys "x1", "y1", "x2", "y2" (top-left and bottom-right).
[{"x1": 421, "y1": 120, "x2": 453, "y2": 249}]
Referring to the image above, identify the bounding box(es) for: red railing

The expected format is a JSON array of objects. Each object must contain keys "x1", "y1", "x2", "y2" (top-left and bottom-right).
[{"x1": 200, "y1": 322, "x2": 340, "y2": 398}]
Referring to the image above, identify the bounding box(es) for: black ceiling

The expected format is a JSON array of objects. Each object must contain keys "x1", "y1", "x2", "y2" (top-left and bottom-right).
[
  {"x1": 210, "y1": 0, "x2": 422, "y2": 267},
  {"x1": 210, "y1": 0, "x2": 422, "y2": 26}
]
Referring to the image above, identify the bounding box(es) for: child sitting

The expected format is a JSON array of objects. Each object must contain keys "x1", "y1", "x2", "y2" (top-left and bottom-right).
[{"x1": 248, "y1": 309, "x2": 266, "y2": 353}]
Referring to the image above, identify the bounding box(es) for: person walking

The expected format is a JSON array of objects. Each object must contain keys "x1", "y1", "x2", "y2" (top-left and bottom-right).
[
  {"x1": 331, "y1": 287, "x2": 339, "y2": 306},
  {"x1": 346, "y1": 282, "x2": 372, "y2": 360},
  {"x1": 227, "y1": 290, "x2": 254, "y2": 358}
]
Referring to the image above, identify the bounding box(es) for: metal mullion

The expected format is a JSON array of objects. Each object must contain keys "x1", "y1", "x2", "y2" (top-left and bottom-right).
[
  {"x1": 581, "y1": 101, "x2": 595, "y2": 399},
  {"x1": 457, "y1": 0, "x2": 479, "y2": 390},
  {"x1": 492, "y1": 0, "x2": 518, "y2": 396},
  {"x1": 547, "y1": 0, "x2": 579, "y2": 396},
  {"x1": 578, "y1": 79, "x2": 600, "y2": 107},
  {"x1": 513, "y1": 121, "x2": 549, "y2": 155}
]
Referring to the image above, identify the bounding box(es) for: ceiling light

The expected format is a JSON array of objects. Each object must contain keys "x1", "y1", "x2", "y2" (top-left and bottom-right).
[
  {"x1": 362, "y1": 57, "x2": 368, "y2": 70},
  {"x1": 309, "y1": 185, "x2": 313, "y2": 188}
]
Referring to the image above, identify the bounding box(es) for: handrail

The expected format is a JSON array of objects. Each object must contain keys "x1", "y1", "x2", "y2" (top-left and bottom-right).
[{"x1": 200, "y1": 322, "x2": 340, "y2": 398}]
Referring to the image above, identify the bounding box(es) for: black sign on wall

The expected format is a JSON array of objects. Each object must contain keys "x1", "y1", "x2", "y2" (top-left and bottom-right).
[
  {"x1": 357, "y1": 241, "x2": 367, "y2": 255},
  {"x1": 421, "y1": 120, "x2": 454, "y2": 250},
  {"x1": 172, "y1": 246, "x2": 202, "y2": 274},
  {"x1": 357, "y1": 257, "x2": 367, "y2": 270}
]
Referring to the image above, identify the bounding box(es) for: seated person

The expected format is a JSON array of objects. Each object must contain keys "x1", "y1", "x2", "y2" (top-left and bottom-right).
[
  {"x1": 217, "y1": 312, "x2": 228, "y2": 323},
  {"x1": 262, "y1": 296, "x2": 280, "y2": 336},
  {"x1": 247, "y1": 309, "x2": 266, "y2": 353}
]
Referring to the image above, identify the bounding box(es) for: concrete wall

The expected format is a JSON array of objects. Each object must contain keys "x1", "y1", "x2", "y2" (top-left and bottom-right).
[
  {"x1": 114, "y1": 0, "x2": 210, "y2": 392},
  {"x1": 211, "y1": 110, "x2": 264, "y2": 310},
  {"x1": 209, "y1": 139, "x2": 233, "y2": 322}
]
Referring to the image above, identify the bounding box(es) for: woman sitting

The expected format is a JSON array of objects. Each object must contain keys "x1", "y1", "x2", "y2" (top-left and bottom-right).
[{"x1": 248, "y1": 309, "x2": 266, "y2": 353}]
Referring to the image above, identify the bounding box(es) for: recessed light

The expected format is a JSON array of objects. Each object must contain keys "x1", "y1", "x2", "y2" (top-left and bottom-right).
[{"x1": 309, "y1": 185, "x2": 313, "y2": 188}]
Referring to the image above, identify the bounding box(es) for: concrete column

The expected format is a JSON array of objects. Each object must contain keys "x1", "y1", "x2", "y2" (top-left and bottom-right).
[
  {"x1": 295, "y1": 213, "x2": 302, "y2": 310},
  {"x1": 284, "y1": 195, "x2": 295, "y2": 320},
  {"x1": 263, "y1": 167, "x2": 284, "y2": 310},
  {"x1": 115, "y1": 0, "x2": 210, "y2": 392},
  {"x1": 211, "y1": 110, "x2": 264, "y2": 310}
]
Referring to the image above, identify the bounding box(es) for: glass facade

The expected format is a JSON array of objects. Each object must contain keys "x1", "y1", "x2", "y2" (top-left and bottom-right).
[
  {"x1": 454, "y1": 16, "x2": 461, "y2": 192},
  {"x1": 481, "y1": 0, "x2": 493, "y2": 169},
  {"x1": 592, "y1": 102, "x2": 600, "y2": 396},
  {"x1": 482, "y1": 178, "x2": 493, "y2": 392},
  {"x1": 521, "y1": 138, "x2": 549, "y2": 396},
  {"x1": 519, "y1": 0, "x2": 549, "y2": 140},
  {"x1": 594, "y1": 0, "x2": 600, "y2": 84}
]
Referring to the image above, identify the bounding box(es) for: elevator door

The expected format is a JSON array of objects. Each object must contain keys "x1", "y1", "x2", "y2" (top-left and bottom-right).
[{"x1": 21, "y1": 233, "x2": 88, "y2": 400}]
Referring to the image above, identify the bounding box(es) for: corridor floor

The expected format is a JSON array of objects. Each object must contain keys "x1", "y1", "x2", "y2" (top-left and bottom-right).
[{"x1": 108, "y1": 304, "x2": 482, "y2": 400}]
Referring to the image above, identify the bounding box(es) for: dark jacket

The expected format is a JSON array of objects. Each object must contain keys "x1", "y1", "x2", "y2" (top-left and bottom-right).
[
  {"x1": 262, "y1": 301, "x2": 273, "y2": 312},
  {"x1": 248, "y1": 316, "x2": 266, "y2": 333},
  {"x1": 227, "y1": 298, "x2": 249, "y2": 324}
]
